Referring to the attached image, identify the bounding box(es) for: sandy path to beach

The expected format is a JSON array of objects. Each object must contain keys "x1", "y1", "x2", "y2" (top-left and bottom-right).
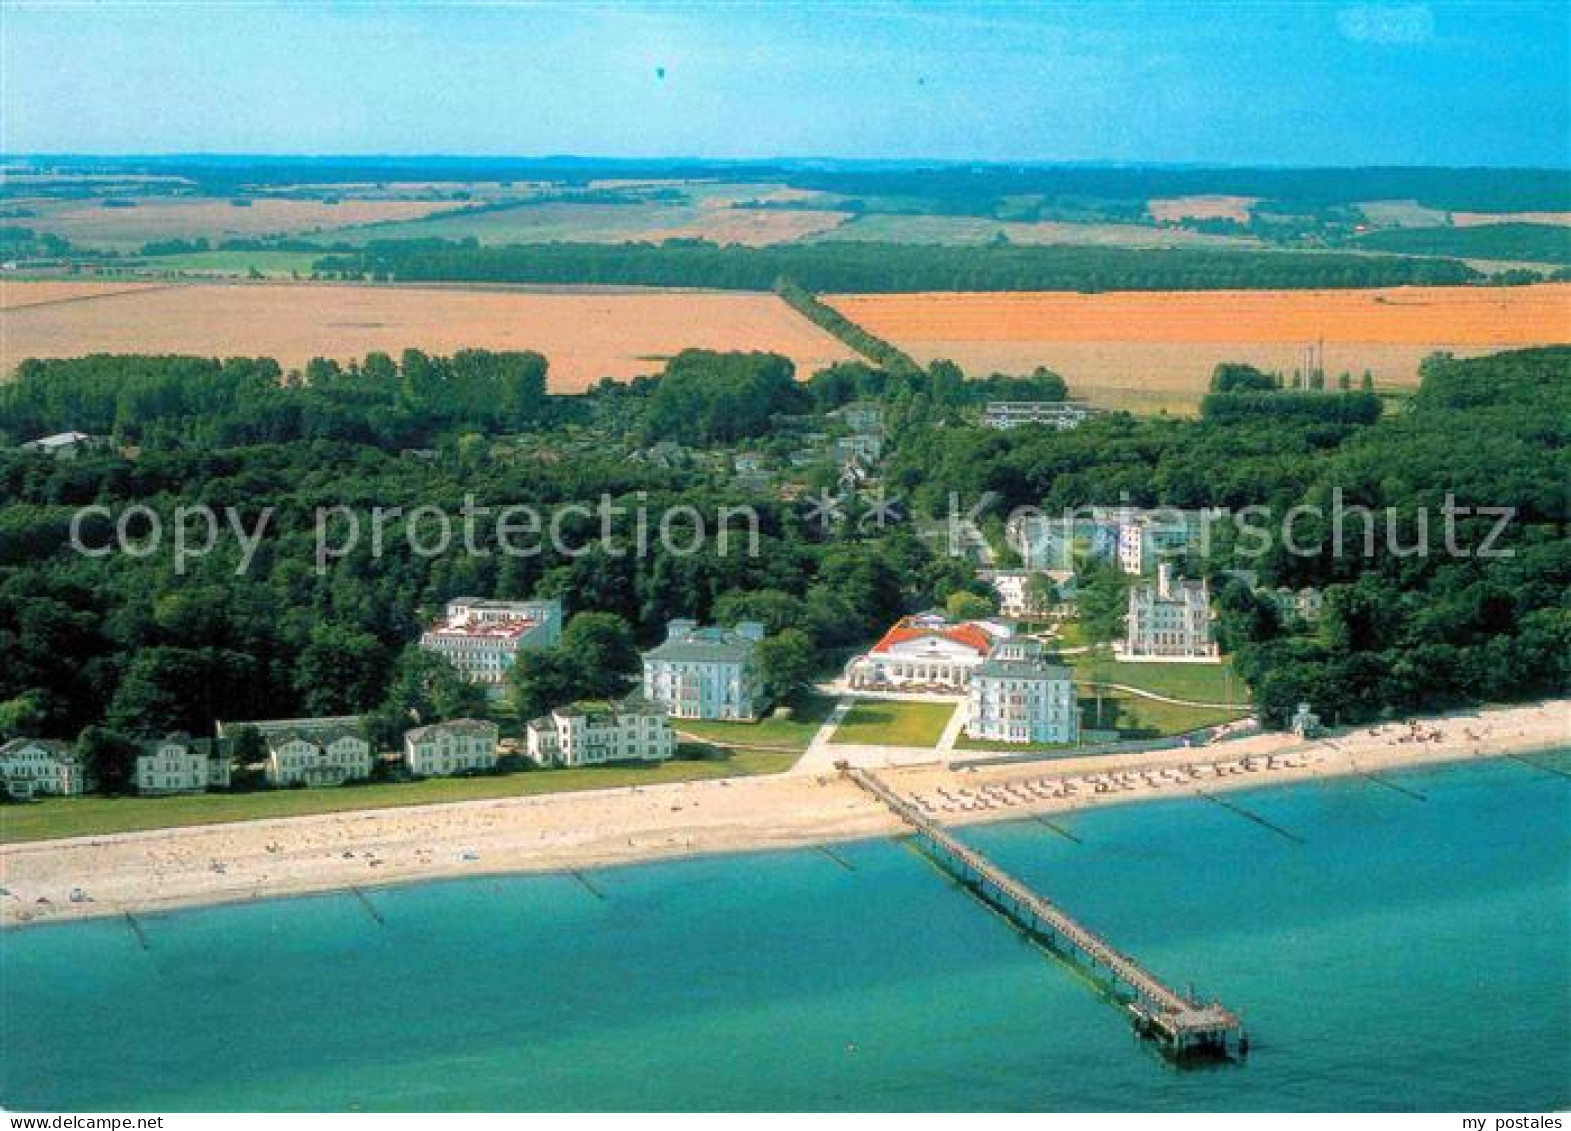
[{"x1": 2, "y1": 700, "x2": 1564, "y2": 928}]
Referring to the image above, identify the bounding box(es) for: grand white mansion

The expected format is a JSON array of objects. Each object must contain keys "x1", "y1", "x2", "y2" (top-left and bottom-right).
[
  {"x1": 525, "y1": 697, "x2": 674, "y2": 767},
  {"x1": 218, "y1": 716, "x2": 375, "y2": 787},
  {"x1": 0, "y1": 738, "x2": 92, "y2": 799},
  {"x1": 966, "y1": 637, "x2": 1080, "y2": 745},
  {"x1": 419, "y1": 598, "x2": 563, "y2": 690},
  {"x1": 641, "y1": 619, "x2": 767, "y2": 721},
  {"x1": 1120, "y1": 563, "x2": 1220, "y2": 662},
  {"x1": 845, "y1": 612, "x2": 1012, "y2": 693}
]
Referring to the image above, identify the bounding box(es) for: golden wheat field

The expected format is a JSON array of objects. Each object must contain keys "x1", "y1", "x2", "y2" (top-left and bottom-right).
[
  {"x1": 21, "y1": 197, "x2": 476, "y2": 251},
  {"x1": 0, "y1": 281, "x2": 854, "y2": 388},
  {"x1": 826, "y1": 285, "x2": 1571, "y2": 411}
]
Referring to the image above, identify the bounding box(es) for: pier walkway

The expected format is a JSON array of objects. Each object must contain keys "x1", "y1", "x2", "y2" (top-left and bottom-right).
[{"x1": 843, "y1": 765, "x2": 1245, "y2": 1059}]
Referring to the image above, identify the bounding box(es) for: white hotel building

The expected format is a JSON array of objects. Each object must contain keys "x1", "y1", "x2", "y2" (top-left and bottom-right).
[
  {"x1": 966, "y1": 638, "x2": 1079, "y2": 745},
  {"x1": 419, "y1": 598, "x2": 564, "y2": 690},
  {"x1": 641, "y1": 620, "x2": 767, "y2": 721},
  {"x1": 525, "y1": 698, "x2": 674, "y2": 767},
  {"x1": 844, "y1": 612, "x2": 1012, "y2": 693}
]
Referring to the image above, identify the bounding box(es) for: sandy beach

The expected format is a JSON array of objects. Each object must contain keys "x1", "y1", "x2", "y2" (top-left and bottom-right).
[{"x1": 3, "y1": 699, "x2": 1565, "y2": 928}]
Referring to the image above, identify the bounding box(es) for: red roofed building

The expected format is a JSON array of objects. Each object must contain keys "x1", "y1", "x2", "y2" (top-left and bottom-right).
[
  {"x1": 845, "y1": 612, "x2": 1013, "y2": 692},
  {"x1": 419, "y1": 598, "x2": 563, "y2": 692}
]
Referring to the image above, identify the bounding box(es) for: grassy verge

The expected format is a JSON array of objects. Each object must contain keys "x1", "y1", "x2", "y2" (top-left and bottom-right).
[
  {"x1": 829, "y1": 700, "x2": 956, "y2": 747},
  {"x1": 0, "y1": 749, "x2": 795, "y2": 845},
  {"x1": 671, "y1": 693, "x2": 836, "y2": 751}
]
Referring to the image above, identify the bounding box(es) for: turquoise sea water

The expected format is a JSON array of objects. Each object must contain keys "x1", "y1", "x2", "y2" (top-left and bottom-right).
[{"x1": 3, "y1": 754, "x2": 1568, "y2": 1112}]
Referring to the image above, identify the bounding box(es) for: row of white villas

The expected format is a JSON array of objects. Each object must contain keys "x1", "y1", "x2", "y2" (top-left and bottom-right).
[
  {"x1": 641, "y1": 619, "x2": 767, "y2": 721},
  {"x1": 418, "y1": 598, "x2": 563, "y2": 692},
  {"x1": 525, "y1": 697, "x2": 675, "y2": 767},
  {"x1": 1120, "y1": 563, "x2": 1221, "y2": 663},
  {"x1": 966, "y1": 638, "x2": 1080, "y2": 745}
]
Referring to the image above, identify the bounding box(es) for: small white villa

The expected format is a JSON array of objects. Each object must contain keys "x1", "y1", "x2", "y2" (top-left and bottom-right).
[
  {"x1": 218, "y1": 716, "x2": 374, "y2": 787},
  {"x1": 0, "y1": 738, "x2": 92, "y2": 799},
  {"x1": 403, "y1": 718, "x2": 499, "y2": 777}
]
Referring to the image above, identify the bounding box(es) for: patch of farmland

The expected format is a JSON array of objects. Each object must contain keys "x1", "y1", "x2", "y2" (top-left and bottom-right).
[
  {"x1": 1450, "y1": 210, "x2": 1571, "y2": 228},
  {"x1": 0, "y1": 279, "x2": 170, "y2": 310},
  {"x1": 25, "y1": 197, "x2": 478, "y2": 252},
  {"x1": 0, "y1": 281, "x2": 855, "y2": 389},
  {"x1": 824, "y1": 285, "x2": 1571, "y2": 413},
  {"x1": 1147, "y1": 195, "x2": 1258, "y2": 224},
  {"x1": 810, "y1": 213, "x2": 1259, "y2": 249}
]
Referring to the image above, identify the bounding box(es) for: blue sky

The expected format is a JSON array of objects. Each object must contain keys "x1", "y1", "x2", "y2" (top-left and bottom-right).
[{"x1": 3, "y1": 1, "x2": 1567, "y2": 165}]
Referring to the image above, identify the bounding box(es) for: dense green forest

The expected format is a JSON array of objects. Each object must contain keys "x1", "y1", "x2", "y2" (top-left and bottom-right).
[
  {"x1": 316, "y1": 238, "x2": 1478, "y2": 292},
  {"x1": 1354, "y1": 222, "x2": 1571, "y2": 265},
  {"x1": 0, "y1": 344, "x2": 1564, "y2": 761}
]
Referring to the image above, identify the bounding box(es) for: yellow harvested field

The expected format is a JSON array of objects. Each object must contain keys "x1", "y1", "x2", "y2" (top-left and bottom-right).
[
  {"x1": 1147, "y1": 195, "x2": 1258, "y2": 224},
  {"x1": 1450, "y1": 211, "x2": 1571, "y2": 228},
  {"x1": 0, "y1": 281, "x2": 855, "y2": 388},
  {"x1": 0, "y1": 279, "x2": 170, "y2": 310},
  {"x1": 827, "y1": 286, "x2": 1571, "y2": 412},
  {"x1": 27, "y1": 197, "x2": 475, "y2": 250}
]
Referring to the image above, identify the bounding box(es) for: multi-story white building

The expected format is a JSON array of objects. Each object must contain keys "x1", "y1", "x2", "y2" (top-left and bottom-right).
[
  {"x1": 1120, "y1": 563, "x2": 1220, "y2": 663},
  {"x1": 966, "y1": 638, "x2": 1079, "y2": 745},
  {"x1": 524, "y1": 698, "x2": 674, "y2": 767},
  {"x1": 981, "y1": 402, "x2": 1097, "y2": 431},
  {"x1": 218, "y1": 716, "x2": 375, "y2": 787},
  {"x1": 641, "y1": 620, "x2": 767, "y2": 721},
  {"x1": 844, "y1": 612, "x2": 1012, "y2": 692},
  {"x1": 134, "y1": 734, "x2": 231, "y2": 794},
  {"x1": 980, "y1": 569, "x2": 1075, "y2": 619},
  {"x1": 403, "y1": 718, "x2": 499, "y2": 777},
  {"x1": 0, "y1": 738, "x2": 92, "y2": 799},
  {"x1": 419, "y1": 598, "x2": 563, "y2": 691}
]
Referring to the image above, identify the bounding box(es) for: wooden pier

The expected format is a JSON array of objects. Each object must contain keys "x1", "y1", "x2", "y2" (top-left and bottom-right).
[{"x1": 843, "y1": 765, "x2": 1246, "y2": 1060}]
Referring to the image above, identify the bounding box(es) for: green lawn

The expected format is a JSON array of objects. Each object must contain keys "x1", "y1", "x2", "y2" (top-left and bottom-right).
[
  {"x1": 0, "y1": 749, "x2": 796, "y2": 845},
  {"x1": 671, "y1": 693, "x2": 837, "y2": 751},
  {"x1": 829, "y1": 700, "x2": 956, "y2": 747},
  {"x1": 1067, "y1": 650, "x2": 1248, "y2": 705},
  {"x1": 1080, "y1": 690, "x2": 1248, "y2": 737}
]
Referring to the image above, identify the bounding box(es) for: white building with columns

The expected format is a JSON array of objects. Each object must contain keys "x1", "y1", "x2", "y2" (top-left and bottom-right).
[{"x1": 844, "y1": 612, "x2": 1012, "y2": 693}]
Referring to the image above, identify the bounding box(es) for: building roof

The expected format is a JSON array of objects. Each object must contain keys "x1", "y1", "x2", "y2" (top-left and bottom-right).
[
  {"x1": 868, "y1": 617, "x2": 996, "y2": 658},
  {"x1": 0, "y1": 737, "x2": 78, "y2": 762},
  {"x1": 23, "y1": 431, "x2": 96, "y2": 450},
  {"x1": 644, "y1": 625, "x2": 759, "y2": 664},
  {"x1": 217, "y1": 717, "x2": 364, "y2": 750},
  {"x1": 974, "y1": 656, "x2": 1072, "y2": 681},
  {"x1": 404, "y1": 718, "x2": 499, "y2": 743}
]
